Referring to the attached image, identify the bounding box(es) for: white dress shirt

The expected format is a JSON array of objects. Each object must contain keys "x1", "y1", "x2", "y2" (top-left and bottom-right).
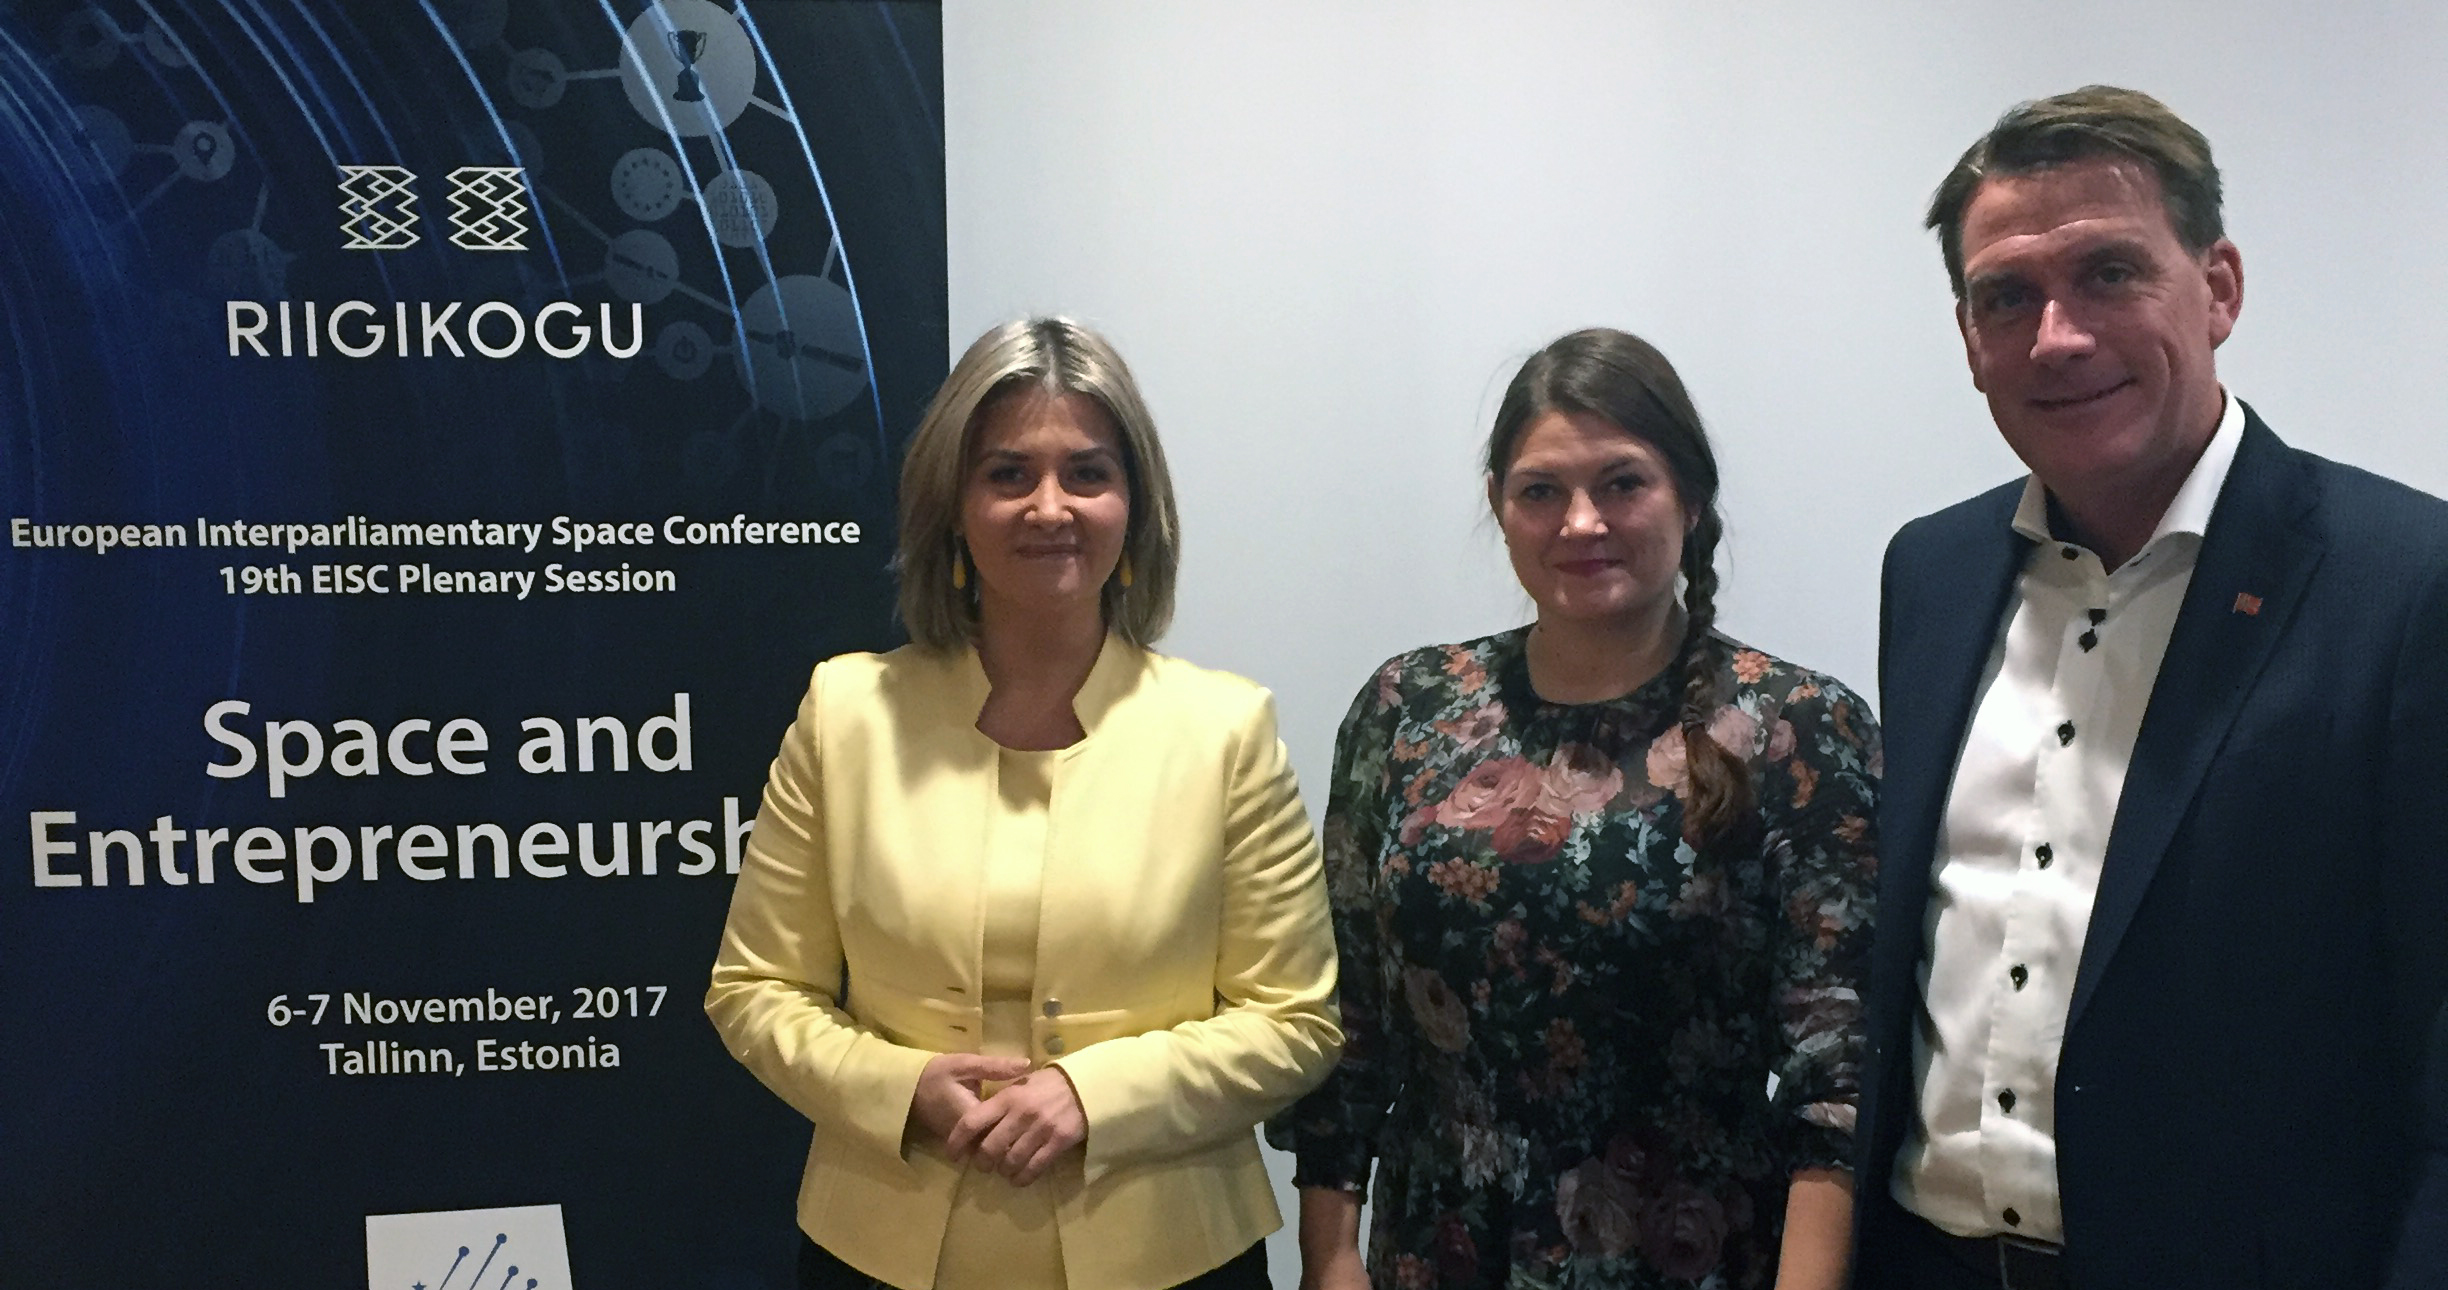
[{"x1": 1892, "y1": 393, "x2": 2246, "y2": 1241}]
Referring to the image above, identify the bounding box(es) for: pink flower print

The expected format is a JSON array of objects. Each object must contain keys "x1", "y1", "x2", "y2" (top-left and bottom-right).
[
  {"x1": 1435, "y1": 701, "x2": 1509, "y2": 751},
  {"x1": 1646, "y1": 726, "x2": 1691, "y2": 798},
  {"x1": 1707, "y1": 704, "x2": 1760, "y2": 758},
  {"x1": 1432, "y1": 757, "x2": 1543, "y2": 832},
  {"x1": 1638, "y1": 1180, "x2": 1730, "y2": 1281}
]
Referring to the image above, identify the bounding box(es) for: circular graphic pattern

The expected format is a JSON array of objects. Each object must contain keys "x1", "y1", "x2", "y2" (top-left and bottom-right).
[
  {"x1": 173, "y1": 121, "x2": 235, "y2": 182},
  {"x1": 704, "y1": 169, "x2": 777, "y2": 247},
  {"x1": 604, "y1": 229, "x2": 680, "y2": 304},
  {"x1": 64, "y1": 104, "x2": 133, "y2": 185},
  {"x1": 732, "y1": 275, "x2": 866, "y2": 422},
  {"x1": 654, "y1": 320, "x2": 716, "y2": 381},
  {"x1": 611, "y1": 148, "x2": 685, "y2": 223},
  {"x1": 141, "y1": 19, "x2": 191, "y2": 68},
  {"x1": 505, "y1": 47, "x2": 568, "y2": 109},
  {"x1": 618, "y1": 0, "x2": 757, "y2": 137},
  {"x1": 207, "y1": 228, "x2": 293, "y2": 297},
  {"x1": 683, "y1": 429, "x2": 743, "y2": 488},
  {"x1": 59, "y1": 7, "x2": 122, "y2": 71},
  {"x1": 815, "y1": 431, "x2": 877, "y2": 491}
]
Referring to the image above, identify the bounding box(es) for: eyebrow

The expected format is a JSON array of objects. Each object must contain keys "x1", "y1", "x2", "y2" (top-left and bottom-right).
[
  {"x1": 1506, "y1": 455, "x2": 1651, "y2": 479},
  {"x1": 976, "y1": 445, "x2": 1120, "y2": 464},
  {"x1": 1966, "y1": 236, "x2": 2158, "y2": 297}
]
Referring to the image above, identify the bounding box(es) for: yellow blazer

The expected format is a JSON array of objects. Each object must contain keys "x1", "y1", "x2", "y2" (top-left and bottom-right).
[{"x1": 706, "y1": 636, "x2": 1342, "y2": 1290}]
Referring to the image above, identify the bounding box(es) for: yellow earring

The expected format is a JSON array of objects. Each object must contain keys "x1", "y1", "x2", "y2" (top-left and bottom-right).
[
  {"x1": 951, "y1": 547, "x2": 968, "y2": 590},
  {"x1": 1117, "y1": 553, "x2": 1134, "y2": 589}
]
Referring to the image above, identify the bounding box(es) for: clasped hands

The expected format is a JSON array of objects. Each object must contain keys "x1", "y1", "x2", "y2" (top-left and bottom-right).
[{"x1": 907, "y1": 1052, "x2": 1086, "y2": 1186}]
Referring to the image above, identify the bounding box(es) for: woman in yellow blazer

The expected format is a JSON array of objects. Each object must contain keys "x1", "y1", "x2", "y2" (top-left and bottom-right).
[{"x1": 707, "y1": 317, "x2": 1343, "y2": 1290}]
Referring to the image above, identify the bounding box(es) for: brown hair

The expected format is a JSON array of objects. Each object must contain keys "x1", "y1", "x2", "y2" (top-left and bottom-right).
[
  {"x1": 1927, "y1": 85, "x2": 2223, "y2": 297},
  {"x1": 1486, "y1": 328, "x2": 1751, "y2": 848},
  {"x1": 895, "y1": 318, "x2": 1180, "y2": 650}
]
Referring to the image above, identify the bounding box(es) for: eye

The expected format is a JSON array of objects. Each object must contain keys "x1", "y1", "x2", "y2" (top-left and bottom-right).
[
  {"x1": 1975, "y1": 283, "x2": 2033, "y2": 320},
  {"x1": 1513, "y1": 480, "x2": 1559, "y2": 503},
  {"x1": 2092, "y1": 260, "x2": 2139, "y2": 288},
  {"x1": 1605, "y1": 472, "x2": 1649, "y2": 496},
  {"x1": 981, "y1": 463, "x2": 1026, "y2": 486},
  {"x1": 1069, "y1": 461, "x2": 1115, "y2": 487}
]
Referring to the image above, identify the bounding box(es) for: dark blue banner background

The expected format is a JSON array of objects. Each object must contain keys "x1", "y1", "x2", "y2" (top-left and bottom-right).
[{"x1": 0, "y1": 1, "x2": 943, "y2": 1284}]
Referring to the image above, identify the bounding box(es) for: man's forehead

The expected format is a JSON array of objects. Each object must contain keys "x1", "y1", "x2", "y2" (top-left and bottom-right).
[{"x1": 1960, "y1": 159, "x2": 2177, "y2": 266}]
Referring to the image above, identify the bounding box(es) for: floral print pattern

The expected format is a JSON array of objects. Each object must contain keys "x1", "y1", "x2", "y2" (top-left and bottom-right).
[{"x1": 1270, "y1": 627, "x2": 1879, "y2": 1289}]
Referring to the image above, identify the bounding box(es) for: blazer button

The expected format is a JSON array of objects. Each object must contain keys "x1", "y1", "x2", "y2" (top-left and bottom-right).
[
  {"x1": 1044, "y1": 1036, "x2": 1065, "y2": 1055},
  {"x1": 1042, "y1": 999, "x2": 1062, "y2": 1018}
]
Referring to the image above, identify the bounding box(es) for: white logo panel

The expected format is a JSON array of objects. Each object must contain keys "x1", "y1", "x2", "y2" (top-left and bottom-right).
[{"x1": 365, "y1": 1203, "x2": 573, "y2": 1290}]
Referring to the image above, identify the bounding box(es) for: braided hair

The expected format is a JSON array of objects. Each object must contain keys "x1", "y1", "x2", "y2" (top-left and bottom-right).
[{"x1": 1485, "y1": 328, "x2": 1752, "y2": 849}]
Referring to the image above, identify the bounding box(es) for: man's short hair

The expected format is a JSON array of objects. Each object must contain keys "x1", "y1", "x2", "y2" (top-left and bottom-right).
[{"x1": 1927, "y1": 85, "x2": 2224, "y2": 298}]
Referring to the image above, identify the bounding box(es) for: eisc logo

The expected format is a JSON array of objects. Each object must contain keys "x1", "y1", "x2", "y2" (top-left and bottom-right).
[
  {"x1": 365, "y1": 1204, "x2": 573, "y2": 1290},
  {"x1": 226, "y1": 164, "x2": 638, "y2": 360}
]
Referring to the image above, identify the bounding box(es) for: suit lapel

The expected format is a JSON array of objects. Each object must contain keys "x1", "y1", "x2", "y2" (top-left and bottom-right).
[
  {"x1": 2068, "y1": 412, "x2": 2325, "y2": 1029},
  {"x1": 1888, "y1": 507, "x2": 2029, "y2": 924},
  {"x1": 1870, "y1": 486, "x2": 2027, "y2": 1161}
]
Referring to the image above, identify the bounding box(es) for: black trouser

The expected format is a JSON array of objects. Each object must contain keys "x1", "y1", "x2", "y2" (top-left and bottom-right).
[
  {"x1": 1858, "y1": 1192, "x2": 2066, "y2": 1290},
  {"x1": 797, "y1": 1234, "x2": 1272, "y2": 1290}
]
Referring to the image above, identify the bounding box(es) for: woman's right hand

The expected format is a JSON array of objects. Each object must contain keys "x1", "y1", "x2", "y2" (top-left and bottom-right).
[
  {"x1": 906, "y1": 1052, "x2": 1034, "y2": 1149},
  {"x1": 1296, "y1": 1186, "x2": 1372, "y2": 1290}
]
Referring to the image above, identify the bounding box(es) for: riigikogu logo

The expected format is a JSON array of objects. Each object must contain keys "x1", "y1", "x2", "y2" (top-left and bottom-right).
[
  {"x1": 225, "y1": 299, "x2": 643, "y2": 360},
  {"x1": 338, "y1": 165, "x2": 421, "y2": 250},
  {"x1": 445, "y1": 166, "x2": 531, "y2": 251},
  {"x1": 227, "y1": 164, "x2": 628, "y2": 359},
  {"x1": 337, "y1": 165, "x2": 531, "y2": 252}
]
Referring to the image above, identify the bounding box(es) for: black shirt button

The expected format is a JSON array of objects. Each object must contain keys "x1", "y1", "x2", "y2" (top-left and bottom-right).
[
  {"x1": 2004, "y1": 1207, "x2": 2023, "y2": 1227},
  {"x1": 1999, "y1": 1088, "x2": 2017, "y2": 1113},
  {"x1": 2056, "y1": 721, "x2": 2076, "y2": 745},
  {"x1": 2061, "y1": 547, "x2": 2079, "y2": 560},
  {"x1": 2088, "y1": 608, "x2": 2107, "y2": 624},
  {"x1": 2010, "y1": 965, "x2": 2028, "y2": 989},
  {"x1": 2036, "y1": 842, "x2": 2054, "y2": 867},
  {"x1": 2078, "y1": 630, "x2": 2099, "y2": 651}
]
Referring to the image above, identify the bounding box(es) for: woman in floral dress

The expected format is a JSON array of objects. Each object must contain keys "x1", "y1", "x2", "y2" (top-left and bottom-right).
[{"x1": 1273, "y1": 329, "x2": 1878, "y2": 1290}]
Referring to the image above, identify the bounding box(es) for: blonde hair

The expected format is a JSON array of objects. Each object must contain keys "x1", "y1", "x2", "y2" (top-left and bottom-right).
[{"x1": 896, "y1": 317, "x2": 1180, "y2": 650}]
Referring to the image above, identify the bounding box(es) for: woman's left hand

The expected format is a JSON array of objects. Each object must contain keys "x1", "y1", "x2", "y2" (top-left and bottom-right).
[{"x1": 946, "y1": 1066, "x2": 1088, "y2": 1186}]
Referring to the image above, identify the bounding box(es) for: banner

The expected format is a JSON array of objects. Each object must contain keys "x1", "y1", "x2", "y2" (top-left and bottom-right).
[{"x1": 0, "y1": 1, "x2": 944, "y2": 1284}]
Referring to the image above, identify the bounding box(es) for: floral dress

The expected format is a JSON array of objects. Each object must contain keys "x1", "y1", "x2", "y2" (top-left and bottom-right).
[{"x1": 1270, "y1": 627, "x2": 1879, "y2": 1290}]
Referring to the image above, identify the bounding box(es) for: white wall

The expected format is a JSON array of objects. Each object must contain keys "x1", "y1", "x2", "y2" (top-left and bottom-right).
[{"x1": 942, "y1": 1, "x2": 2448, "y2": 1276}]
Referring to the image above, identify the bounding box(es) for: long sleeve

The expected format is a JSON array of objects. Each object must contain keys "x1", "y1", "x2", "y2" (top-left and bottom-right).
[
  {"x1": 1758, "y1": 674, "x2": 1882, "y2": 1176},
  {"x1": 1052, "y1": 691, "x2": 1344, "y2": 1185},
  {"x1": 2383, "y1": 565, "x2": 2448, "y2": 1287},
  {"x1": 1267, "y1": 661, "x2": 1407, "y2": 1191},
  {"x1": 703, "y1": 664, "x2": 933, "y2": 1162}
]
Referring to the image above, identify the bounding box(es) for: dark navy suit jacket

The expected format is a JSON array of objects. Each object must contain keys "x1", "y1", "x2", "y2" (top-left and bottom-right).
[{"x1": 1855, "y1": 407, "x2": 2448, "y2": 1289}]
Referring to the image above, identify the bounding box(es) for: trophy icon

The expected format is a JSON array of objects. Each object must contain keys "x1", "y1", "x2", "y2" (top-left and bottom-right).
[{"x1": 668, "y1": 29, "x2": 708, "y2": 103}]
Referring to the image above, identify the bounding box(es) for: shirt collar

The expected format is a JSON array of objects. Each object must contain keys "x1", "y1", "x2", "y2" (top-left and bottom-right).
[{"x1": 2008, "y1": 389, "x2": 2246, "y2": 550}]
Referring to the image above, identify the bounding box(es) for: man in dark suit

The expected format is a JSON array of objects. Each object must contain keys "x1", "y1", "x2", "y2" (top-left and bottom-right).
[{"x1": 1853, "y1": 85, "x2": 2448, "y2": 1290}]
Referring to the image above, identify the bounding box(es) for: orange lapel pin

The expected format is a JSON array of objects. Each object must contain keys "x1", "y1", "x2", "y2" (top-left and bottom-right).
[{"x1": 2233, "y1": 592, "x2": 2263, "y2": 616}]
